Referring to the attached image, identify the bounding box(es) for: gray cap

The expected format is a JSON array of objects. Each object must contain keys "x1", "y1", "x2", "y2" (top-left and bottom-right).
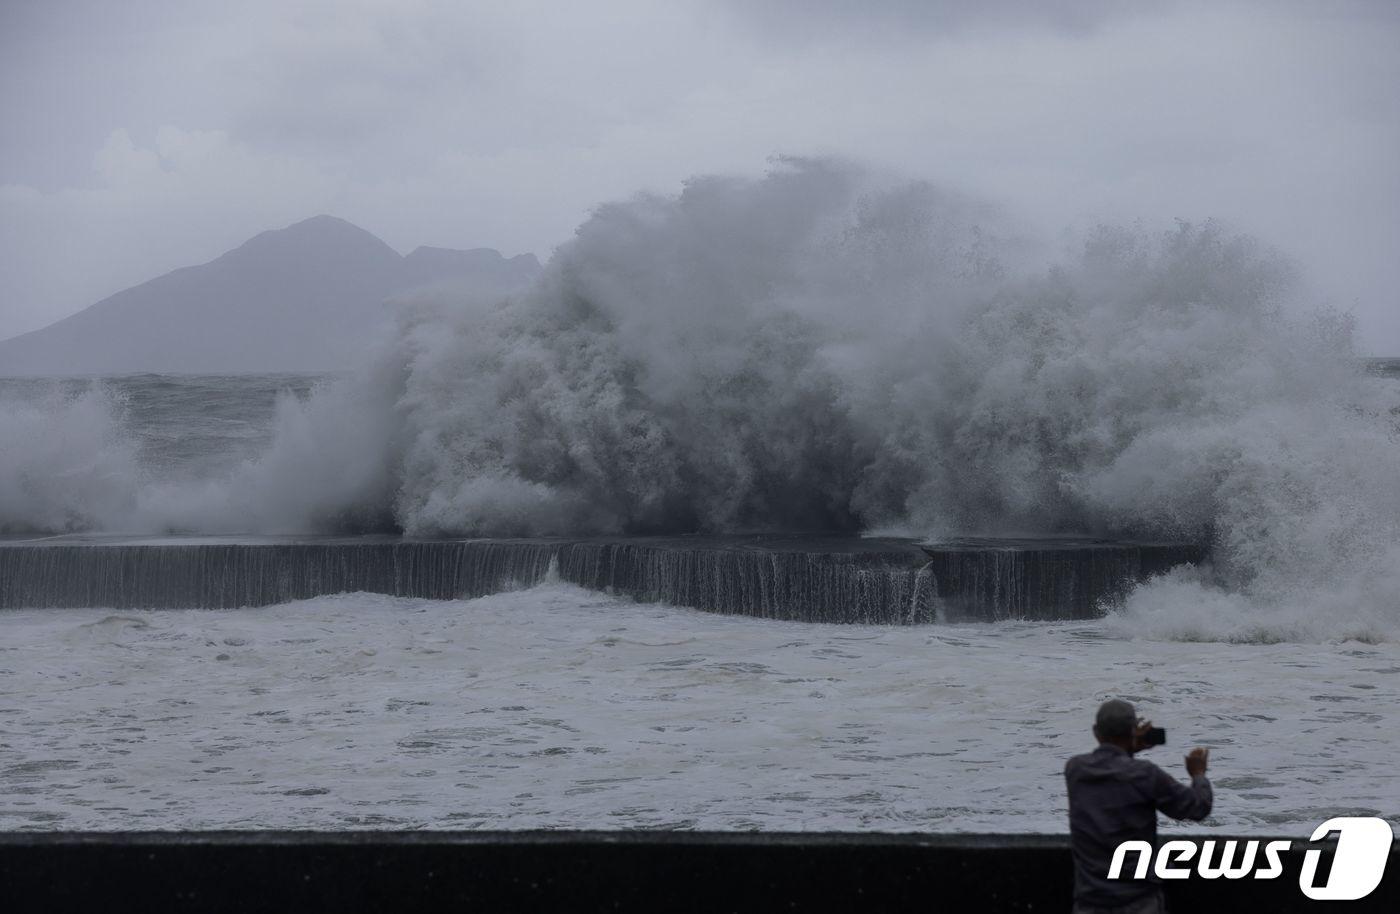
[{"x1": 1095, "y1": 699, "x2": 1137, "y2": 739}]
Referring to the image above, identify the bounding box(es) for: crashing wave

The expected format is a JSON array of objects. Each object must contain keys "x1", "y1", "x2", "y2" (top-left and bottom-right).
[{"x1": 4, "y1": 159, "x2": 1398, "y2": 639}]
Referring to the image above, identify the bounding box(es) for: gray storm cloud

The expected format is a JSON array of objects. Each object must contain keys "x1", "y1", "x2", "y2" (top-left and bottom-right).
[{"x1": 1, "y1": 0, "x2": 1398, "y2": 349}]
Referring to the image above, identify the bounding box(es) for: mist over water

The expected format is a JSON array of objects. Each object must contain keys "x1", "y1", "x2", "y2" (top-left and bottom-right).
[{"x1": 4, "y1": 160, "x2": 1398, "y2": 640}]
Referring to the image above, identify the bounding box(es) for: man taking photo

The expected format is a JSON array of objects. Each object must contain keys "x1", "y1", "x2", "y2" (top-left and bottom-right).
[{"x1": 1065, "y1": 699, "x2": 1212, "y2": 913}]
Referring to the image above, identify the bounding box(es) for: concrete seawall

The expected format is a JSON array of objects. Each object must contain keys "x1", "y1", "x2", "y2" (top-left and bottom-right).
[
  {"x1": 920, "y1": 537, "x2": 1203, "y2": 621},
  {"x1": 0, "y1": 831, "x2": 1392, "y2": 913},
  {"x1": 0, "y1": 534, "x2": 1203, "y2": 622}
]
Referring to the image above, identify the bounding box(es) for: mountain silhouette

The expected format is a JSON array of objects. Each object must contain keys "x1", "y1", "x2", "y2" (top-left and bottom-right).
[{"x1": 0, "y1": 215, "x2": 541, "y2": 375}]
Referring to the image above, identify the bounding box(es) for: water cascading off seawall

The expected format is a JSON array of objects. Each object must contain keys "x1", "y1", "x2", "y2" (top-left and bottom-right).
[
  {"x1": 0, "y1": 535, "x2": 1203, "y2": 622},
  {"x1": 920, "y1": 538, "x2": 1206, "y2": 621}
]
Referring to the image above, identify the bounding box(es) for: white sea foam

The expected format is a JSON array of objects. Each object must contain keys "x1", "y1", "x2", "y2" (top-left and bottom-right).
[
  {"x1": 132, "y1": 366, "x2": 402, "y2": 534},
  {"x1": 3, "y1": 159, "x2": 1398, "y2": 640},
  {"x1": 0, "y1": 387, "x2": 141, "y2": 532}
]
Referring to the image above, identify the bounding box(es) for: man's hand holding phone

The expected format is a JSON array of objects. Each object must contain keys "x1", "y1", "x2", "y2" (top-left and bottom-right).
[{"x1": 1131, "y1": 719, "x2": 1166, "y2": 752}]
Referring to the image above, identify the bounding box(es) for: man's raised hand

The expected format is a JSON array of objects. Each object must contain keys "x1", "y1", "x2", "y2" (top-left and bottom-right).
[{"x1": 1131, "y1": 719, "x2": 1155, "y2": 753}]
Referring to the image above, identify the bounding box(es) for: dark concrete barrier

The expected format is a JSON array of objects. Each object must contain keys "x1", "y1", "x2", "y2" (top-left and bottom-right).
[
  {"x1": 922, "y1": 537, "x2": 1205, "y2": 621},
  {"x1": 0, "y1": 534, "x2": 1202, "y2": 622},
  {"x1": 0, "y1": 831, "x2": 1393, "y2": 913}
]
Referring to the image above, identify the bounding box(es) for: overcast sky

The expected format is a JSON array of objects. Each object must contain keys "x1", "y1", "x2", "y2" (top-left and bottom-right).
[{"x1": 2, "y1": 0, "x2": 1397, "y2": 350}]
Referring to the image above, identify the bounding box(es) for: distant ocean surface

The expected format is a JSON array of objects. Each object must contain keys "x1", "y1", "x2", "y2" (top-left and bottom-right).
[
  {"x1": 1365, "y1": 357, "x2": 1400, "y2": 380},
  {"x1": 0, "y1": 373, "x2": 328, "y2": 481}
]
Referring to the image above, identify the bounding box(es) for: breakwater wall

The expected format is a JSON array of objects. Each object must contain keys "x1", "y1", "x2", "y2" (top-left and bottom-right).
[
  {"x1": 0, "y1": 831, "x2": 1393, "y2": 914},
  {"x1": 0, "y1": 535, "x2": 1203, "y2": 622},
  {"x1": 921, "y1": 537, "x2": 1205, "y2": 621}
]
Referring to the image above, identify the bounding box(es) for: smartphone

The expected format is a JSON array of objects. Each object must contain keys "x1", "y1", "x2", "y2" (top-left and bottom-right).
[{"x1": 1143, "y1": 727, "x2": 1167, "y2": 746}]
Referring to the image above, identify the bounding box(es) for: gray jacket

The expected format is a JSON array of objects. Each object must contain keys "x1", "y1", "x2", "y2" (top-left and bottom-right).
[{"x1": 1065, "y1": 744, "x2": 1212, "y2": 906}]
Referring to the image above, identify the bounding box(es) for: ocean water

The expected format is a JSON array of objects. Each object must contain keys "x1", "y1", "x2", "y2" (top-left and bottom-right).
[
  {"x1": 3, "y1": 370, "x2": 1395, "y2": 832},
  {"x1": 0, "y1": 373, "x2": 325, "y2": 481},
  {"x1": 1, "y1": 383, "x2": 1397, "y2": 831},
  {"x1": 2, "y1": 583, "x2": 1396, "y2": 832}
]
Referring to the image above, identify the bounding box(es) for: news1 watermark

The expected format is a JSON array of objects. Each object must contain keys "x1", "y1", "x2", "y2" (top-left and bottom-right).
[{"x1": 1109, "y1": 817, "x2": 1394, "y2": 901}]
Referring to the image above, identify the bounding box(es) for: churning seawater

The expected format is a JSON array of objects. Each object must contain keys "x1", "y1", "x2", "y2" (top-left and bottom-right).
[
  {"x1": 0, "y1": 372, "x2": 1398, "y2": 831},
  {"x1": 1, "y1": 585, "x2": 1398, "y2": 832}
]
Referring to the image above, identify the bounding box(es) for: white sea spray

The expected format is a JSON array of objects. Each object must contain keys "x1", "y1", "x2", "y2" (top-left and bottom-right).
[{"x1": 4, "y1": 159, "x2": 1397, "y2": 639}]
